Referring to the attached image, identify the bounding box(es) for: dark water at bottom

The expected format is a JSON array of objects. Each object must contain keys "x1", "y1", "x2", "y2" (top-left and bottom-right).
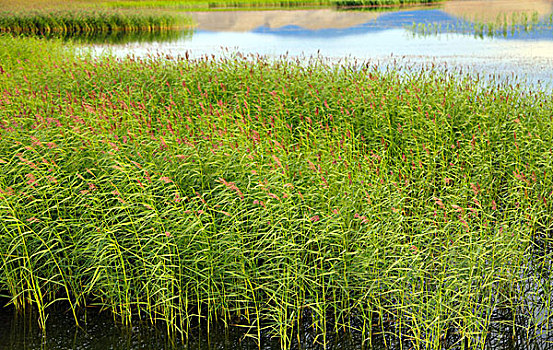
[
  {"x1": 2, "y1": 302, "x2": 553, "y2": 350},
  {"x1": 0, "y1": 302, "x2": 368, "y2": 350}
]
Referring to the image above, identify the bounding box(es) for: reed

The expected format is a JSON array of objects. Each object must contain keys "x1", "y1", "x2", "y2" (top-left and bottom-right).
[
  {"x1": 1, "y1": 35, "x2": 553, "y2": 348},
  {"x1": 0, "y1": 10, "x2": 191, "y2": 36}
]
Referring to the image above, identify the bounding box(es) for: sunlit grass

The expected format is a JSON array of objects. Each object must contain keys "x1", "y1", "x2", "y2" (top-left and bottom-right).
[
  {"x1": 1, "y1": 35, "x2": 553, "y2": 348},
  {"x1": 0, "y1": 10, "x2": 192, "y2": 35}
]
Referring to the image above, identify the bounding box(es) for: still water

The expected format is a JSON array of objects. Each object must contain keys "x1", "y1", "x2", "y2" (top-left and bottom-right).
[
  {"x1": 92, "y1": 0, "x2": 553, "y2": 87},
  {"x1": 2, "y1": 303, "x2": 553, "y2": 350}
]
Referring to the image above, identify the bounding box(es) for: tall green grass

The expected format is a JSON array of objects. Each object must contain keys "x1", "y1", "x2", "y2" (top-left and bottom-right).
[
  {"x1": 1, "y1": 35, "x2": 553, "y2": 348},
  {"x1": 0, "y1": 10, "x2": 191, "y2": 36}
]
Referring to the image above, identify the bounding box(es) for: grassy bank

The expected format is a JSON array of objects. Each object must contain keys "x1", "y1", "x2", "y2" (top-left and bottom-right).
[
  {"x1": 1, "y1": 0, "x2": 444, "y2": 11},
  {"x1": 0, "y1": 10, "x2": 192, "y2": 36},
  {"x1": 1, "y1": 35, "x2": 553, "y2": 348},
  {"x1": 332, "y1": 0, "x2": 442, "y2": 8},
  {"x1": 0, "y1": 0, "x2": 442, "y2": 36},
  {"x1": 101, "y1": 0, "x2": 443, "y2": 11},
  {"x1": 103, "y1": 0, "x2": 329, "y2": 10}
]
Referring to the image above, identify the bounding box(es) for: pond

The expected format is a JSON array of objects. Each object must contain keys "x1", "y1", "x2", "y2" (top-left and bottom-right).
[{"x1": 91, "y1": 0, "x2": 553, "y2": 87}]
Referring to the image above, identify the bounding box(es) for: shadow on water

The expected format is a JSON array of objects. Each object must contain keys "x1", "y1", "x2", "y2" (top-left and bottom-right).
[
  {"x1": 0, "y1": 301, "x2": 261, "y2": 350},
  {"x1": 0, "y1": 301, "x2": 374, "y2": 350}
]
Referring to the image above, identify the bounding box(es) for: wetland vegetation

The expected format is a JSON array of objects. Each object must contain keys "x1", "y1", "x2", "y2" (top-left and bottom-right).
[
  {"x1": 100, "y1": 0, "x2": 444, "y2": 10},
  {"x1": 0, "y1": 10, "x2": 191, "y2": 36},
  {"x1": 1, "y1": 0, "x2": 553, "y2": 349},
  {"x1": 2, "y1": 31, "x2": 553, "y2": 348}
]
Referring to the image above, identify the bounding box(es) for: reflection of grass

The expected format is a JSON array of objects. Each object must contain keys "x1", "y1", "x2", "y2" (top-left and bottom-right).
[
  {"x1": 46, "y1": 27, "x2": 192, "y2": 44},
  {"x1": 409, "y1": 10, "x2": 553, "y2": 38},
  {"x1": 2, "y1": 34, "x2": 553, "y2": 349},
  {"x1": 0, "y1": 10, "x2": 193, "y2": 35}
]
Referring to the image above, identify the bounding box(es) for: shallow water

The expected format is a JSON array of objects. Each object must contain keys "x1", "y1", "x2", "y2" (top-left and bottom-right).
[
  {"x1": 2, "y1": 304, "x2": 553, "y2": 350},
  {"x1": 0, "y1": 303, "x2": 374, "y2": 350},
  {"x1": 91, "y1": 0, "x2": 553, "y2": 87}
]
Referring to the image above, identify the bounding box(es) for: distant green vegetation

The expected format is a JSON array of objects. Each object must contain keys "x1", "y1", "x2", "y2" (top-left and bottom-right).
[
  {"x1": 0, "y1": 0, "x2": 446, "y2": 35},
  {"x1": 1, "y1": 35, "x2": 553, "y2": 348},
  {"x1": 332, "y1": 0, "x2": 442, "y2": 7},
  {"x1": 103, "y1": 0, "x2": 328, "y2": 10},
  {"x1": 0, "y1": 10, "x2": 191, "y2": 36},
  {"x1": 102, "y1": 0, "x2": 443, "y2": 10}
]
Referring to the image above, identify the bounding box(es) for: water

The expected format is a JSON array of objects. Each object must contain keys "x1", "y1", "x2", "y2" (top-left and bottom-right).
[
  {"x1": 0, "y1": 303, "x2": 261, "y2": 350},
  {"x1": 0, "y1": 302, "x2": 376, "y2": 350},
  {"x1": 3, "y1": 303, "x2": 553, "y2": 349},
  {"x1": 90, "y1": 0, "x2": 553, "y2": 87}
]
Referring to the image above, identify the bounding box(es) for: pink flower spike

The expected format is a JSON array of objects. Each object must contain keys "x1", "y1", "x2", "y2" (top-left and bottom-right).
[
  {"x1": 310, "y1": 215, "x2": 320, "y2": 223},
  {"x1": 0, "y1": 187, "x2": 14, "y2": 196},
  {"x1": 165, "y1": 231, "x2": 171, "y2": 237},
  {"x1": 433, "y1": 197, "x2": 445, "y2": 209},
  {"x1": 26, "y1": 173, "x2": 37, "y2": 187},
  {"x1": 160, "y1": 176, "x2": 173, "y2": 184}
]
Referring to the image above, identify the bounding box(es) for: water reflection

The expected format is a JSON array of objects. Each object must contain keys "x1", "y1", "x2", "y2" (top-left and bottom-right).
[
  {"x1": 91, "y1": 0, "x2": 553, "y2": 89},
  {"x1": 93, "y1": 4, "x2": 553, "y2": 87},
  {"x1": 442, "y1": 0, "x2": 553, "y2": 23},
  {"x1": 189, "y1": 9, "x2": 381, "y2": 32},
  {"x1": 40, "y1": 28, "x2": 193, "y2": 45},
  {"x1": 3, "y1": 303, "x2": 553, "y2": 350}
]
